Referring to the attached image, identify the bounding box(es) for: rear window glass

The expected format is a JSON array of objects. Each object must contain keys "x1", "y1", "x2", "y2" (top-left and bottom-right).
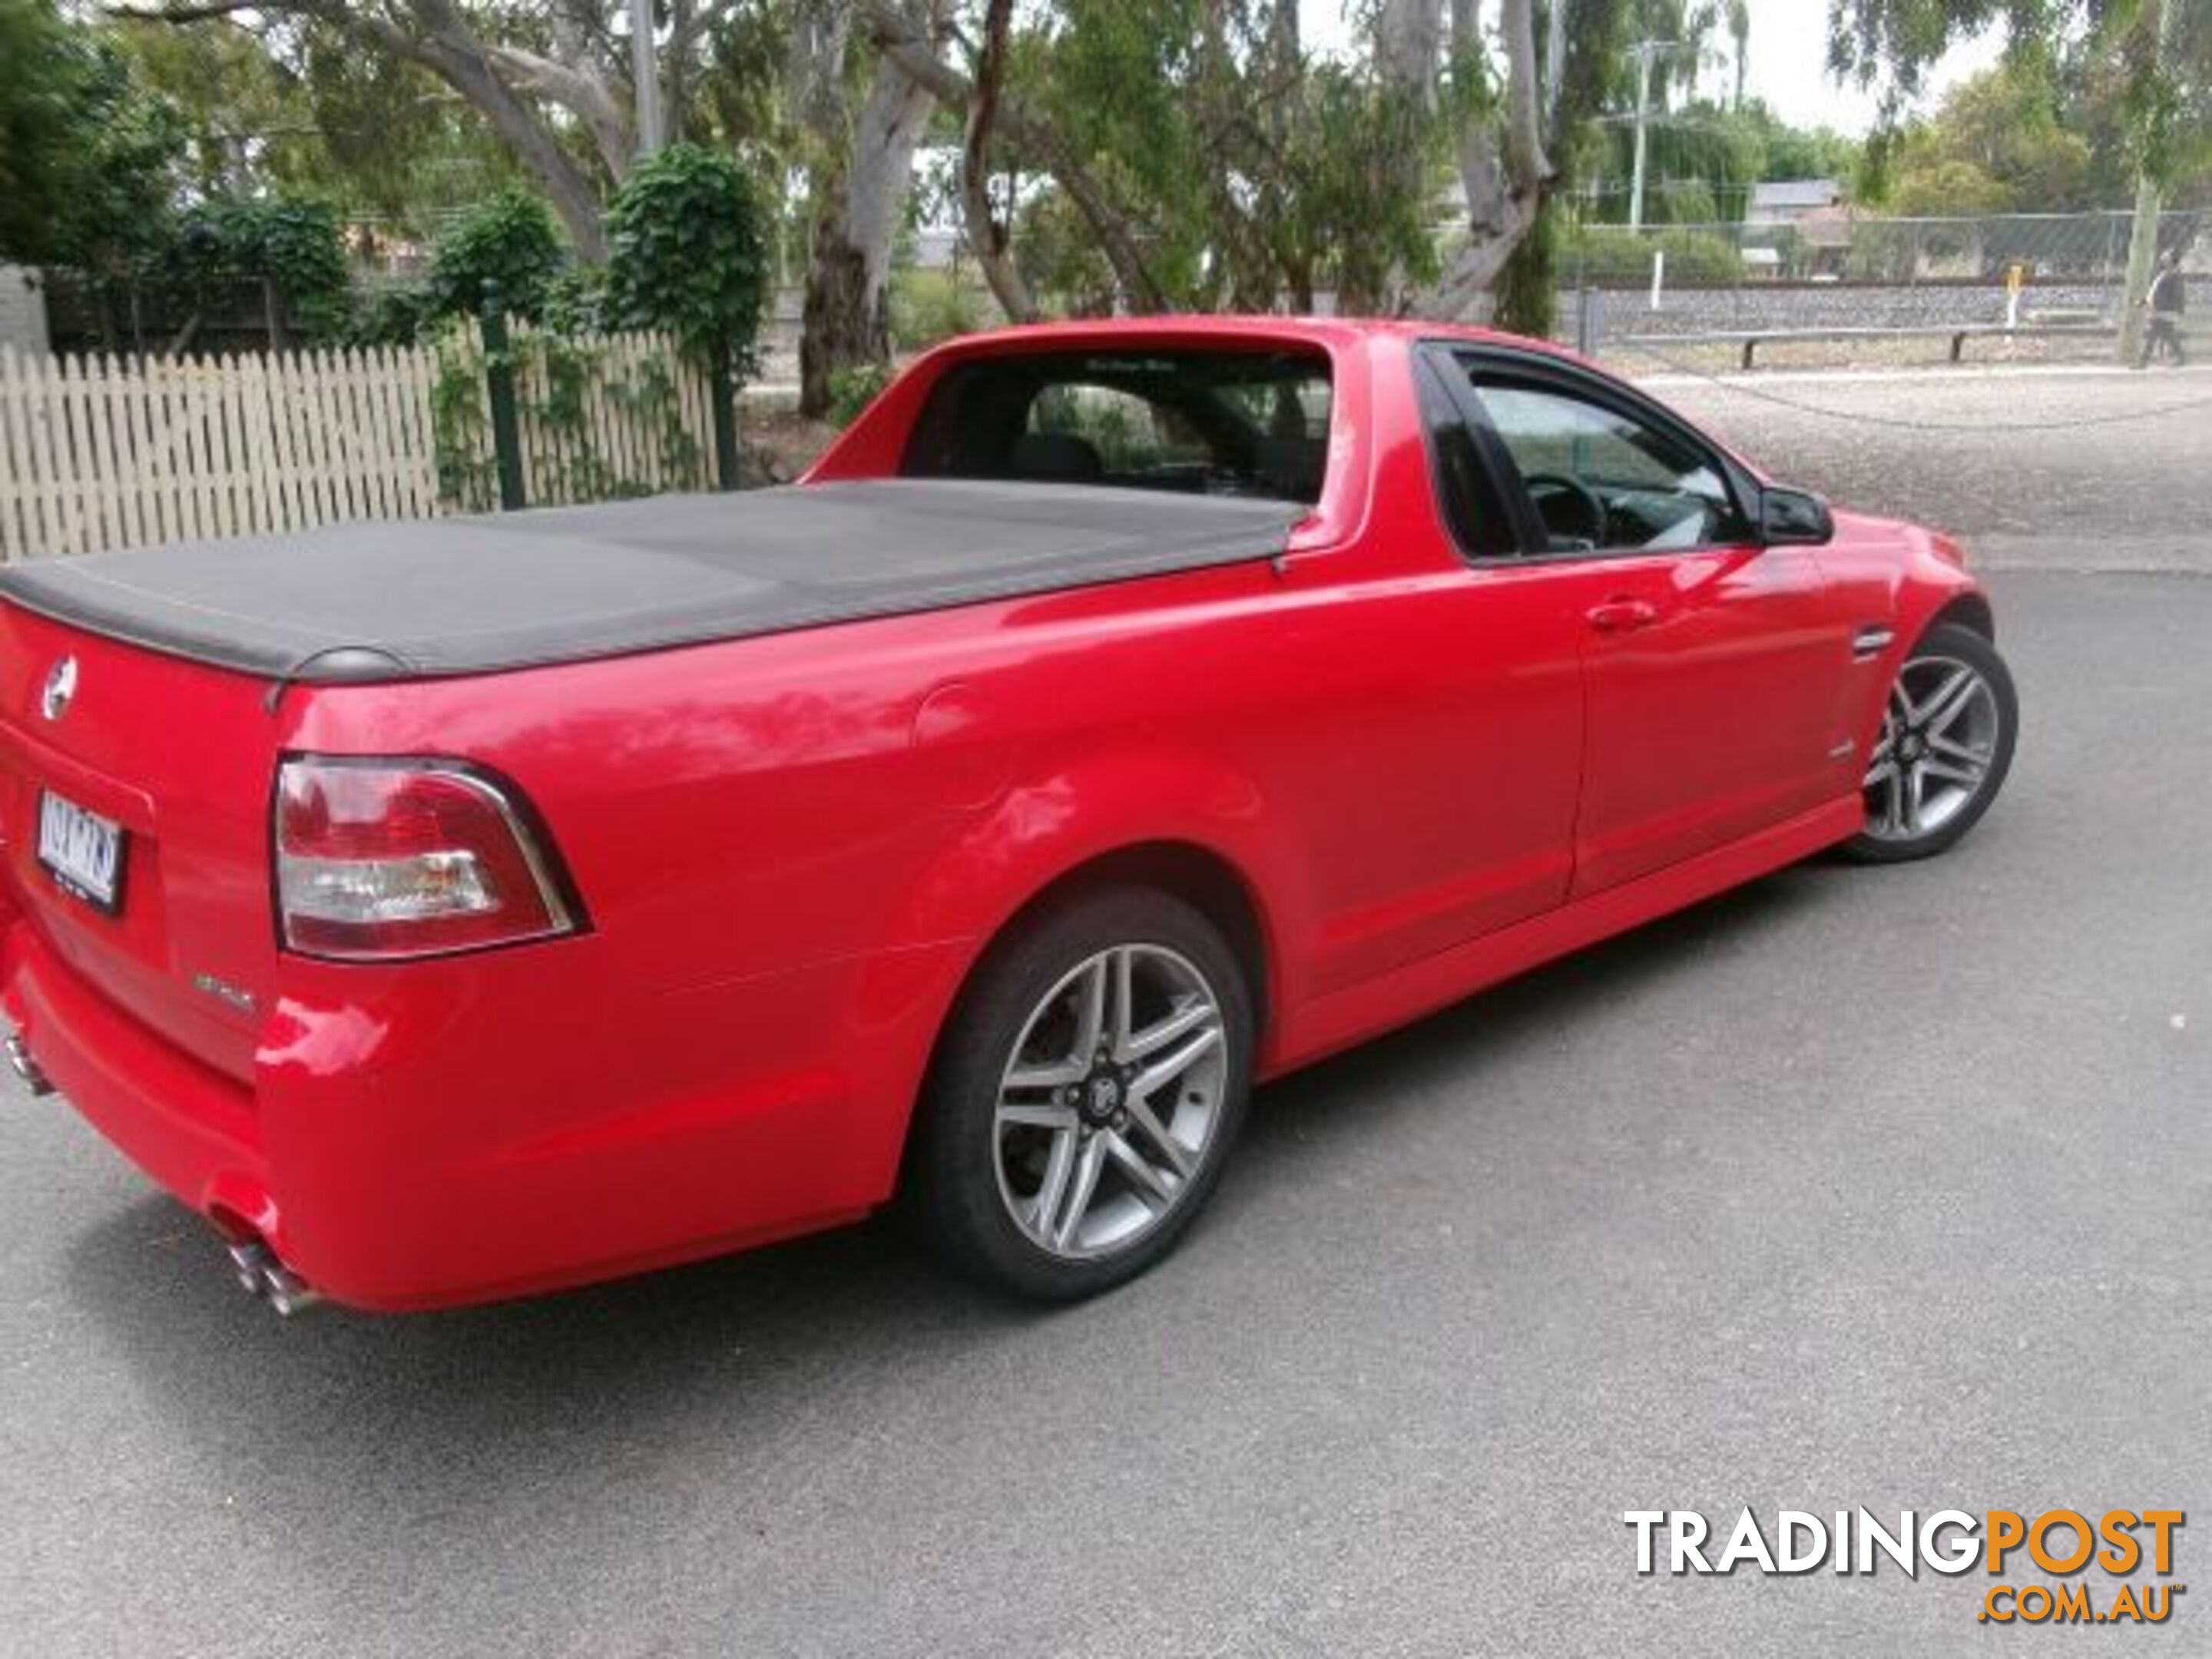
[{"x1": 901, "y1": 348, "x2": 1333, "y2": 505}]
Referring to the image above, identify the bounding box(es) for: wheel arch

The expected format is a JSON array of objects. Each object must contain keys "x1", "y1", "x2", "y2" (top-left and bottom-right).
[
  {"x1": 1927, "y1": 591, "x2": 1995, "y2": 642},
  {"x1": 985, "y1": 841, "x2": 1273, "y2": 1036},
  {"x1": 892, "y1": 836, "x2": 1278, "y2": 1200}
]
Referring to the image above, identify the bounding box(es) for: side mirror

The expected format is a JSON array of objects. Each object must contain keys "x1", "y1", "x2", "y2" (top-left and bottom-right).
[{"x1": 1760, "y1": 484, "x2": 1834, "y2": 546}]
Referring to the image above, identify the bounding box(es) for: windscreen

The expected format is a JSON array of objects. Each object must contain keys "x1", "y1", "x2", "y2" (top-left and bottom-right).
[{"x1": 900, "y1": 348, "x2": 1334, "y2": 505}]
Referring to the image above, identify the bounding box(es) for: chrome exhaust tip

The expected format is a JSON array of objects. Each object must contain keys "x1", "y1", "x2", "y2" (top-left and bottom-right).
[
  {"x1": 225, "y1": 1239, "x2": 322, "y2": 1316},
  {"x1": 262, "y1": 1264, "x2": 322, "y2": 1318},
  {"x1": 5, "y1": 1032, "x2": 55, "y2": 1097},
  {"x1": 227, "y1": 1240, "x2": 275, "y2": 1297}
]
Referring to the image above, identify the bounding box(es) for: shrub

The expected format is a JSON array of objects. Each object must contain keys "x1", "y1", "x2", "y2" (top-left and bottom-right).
[
  {"x1": 428, "y1": 190, "x2": 566, "y2": 321},
  {"x1": 891, "y1": 268, "x2": 981, "y2": 350},
  {"x1": 156, "y1": 194, "x2": 353, "y2": 342},
  {"x1": 602, "y1": 143, "x2": 770, "y2": 383},
  {"x1": 1565, "y1": 224, "x2": 1743, "y2": 285},
  {"x1": 540, "y1": 265, "x2": 608, "y2": 335},
  {"x1": 348, "y1": 280, "x2": 439, "y2": 347},
  {"x1": 828, "y1": 361, "x2": 895, "y2": 427}
]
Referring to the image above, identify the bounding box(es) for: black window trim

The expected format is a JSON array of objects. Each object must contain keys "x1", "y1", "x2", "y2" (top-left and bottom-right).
[
  {"x1": 1416, "y1": 339, "x2": 1767, "y2": 568},
  {"x1": 1412, "y1": 351, "x2": 1543, "y2": 561}
]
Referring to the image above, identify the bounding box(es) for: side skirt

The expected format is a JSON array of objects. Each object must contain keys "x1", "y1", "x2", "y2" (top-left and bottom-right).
[{"x1": 1264, "y1": 794, "x2": 1863, "y2": 1078}]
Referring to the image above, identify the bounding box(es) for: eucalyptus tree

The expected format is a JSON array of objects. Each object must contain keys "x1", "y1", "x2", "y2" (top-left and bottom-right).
[
  {"x1": 789, "y1": 0, "x2": 945, "y2": 414},
  {"x1": 118, "y1": 0, "x2": 770, "y2": 260}
]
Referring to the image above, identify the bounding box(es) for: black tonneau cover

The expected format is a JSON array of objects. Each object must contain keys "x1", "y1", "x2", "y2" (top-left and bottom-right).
[{"x1": 0, "y1": 480, "x2": 1304, "y2": 685}]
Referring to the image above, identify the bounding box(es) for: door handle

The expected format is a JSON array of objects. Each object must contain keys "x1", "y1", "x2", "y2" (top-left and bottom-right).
[{"x1": 1586, "y1": 598, "x2": 1658, "y2": 633}]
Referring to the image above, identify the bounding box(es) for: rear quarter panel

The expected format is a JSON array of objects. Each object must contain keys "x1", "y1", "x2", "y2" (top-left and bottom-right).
[{"x1": 270, "y1": 556, "x2": 1343, "y2": 1300}]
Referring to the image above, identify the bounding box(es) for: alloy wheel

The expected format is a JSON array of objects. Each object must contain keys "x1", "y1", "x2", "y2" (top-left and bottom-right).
[
  {"x1": 992, "y1": 943, "x2": 1230, "y2": 1262},
  {"x1": 1862, "y1": 653, "x2": 2003, "y2": 843}
]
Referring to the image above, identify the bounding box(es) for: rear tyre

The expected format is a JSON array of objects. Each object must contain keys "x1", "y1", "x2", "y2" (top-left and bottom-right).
[
  {"x1": 910, "y1": 887, "x2": 1255, "y2": 1303},
  {"x1": 1841, "y1": 621, "x2": 2018, "y2": 864}
]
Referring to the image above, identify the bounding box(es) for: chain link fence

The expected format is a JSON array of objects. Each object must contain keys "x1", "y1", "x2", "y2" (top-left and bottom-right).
[{"x1": 1558, "y1": 209, "x2": 2204, "y2": 359}]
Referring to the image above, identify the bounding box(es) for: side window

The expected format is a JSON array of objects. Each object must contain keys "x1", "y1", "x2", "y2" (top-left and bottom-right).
[{"x1": 1470, "y1": 379, "x2": 1748, "y2": 554}]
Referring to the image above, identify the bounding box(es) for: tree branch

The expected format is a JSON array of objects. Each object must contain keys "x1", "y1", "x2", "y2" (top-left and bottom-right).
[
  {"x1": 671, "y1": 0, "x2": 744, "y2": 54},
  {"x1": 484, "y1": 42, "x2": 632, "y2": 179},
  {"x1": 116, "y1": 0, "x2": 617, "y2": 257},
  {"x1": 110, "y1": 0, "x2": 257, "y2": 21},
  {"x1": 858, "y1": 0, "x2": 1167, "y2": 312},
  {"x1": 961, "y1": 0, "x2": 1038, "y2": 322}
]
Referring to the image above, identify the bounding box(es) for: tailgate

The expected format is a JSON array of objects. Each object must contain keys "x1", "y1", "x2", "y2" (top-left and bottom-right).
[{"x1": 0, "y1": 599, "x2": 281, "y2": 1084}]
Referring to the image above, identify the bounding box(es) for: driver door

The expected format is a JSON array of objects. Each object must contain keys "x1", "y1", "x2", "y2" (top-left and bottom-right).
[{"x1": 1440, "y1": 349, "x2": 1859, "y2": 896}]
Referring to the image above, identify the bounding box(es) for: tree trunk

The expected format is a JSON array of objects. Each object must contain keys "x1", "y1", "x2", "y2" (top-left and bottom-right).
[
  {"x1": 1415, "y1": 0, "x2": 1551, "y2": 320},
  {"x1": 798, "y1": 14, "x2": 939, "y2": 418},
  {"x1": 427, "y1": 39, "x2": 611, "y2": 259},
  {"x1": 800, "y1": 204, "x2": 874, "y2": 419},
  {"x1": 962, "y1": 0, "x2": 1038, "y2": 323},
  {"x1": 859, "y1": 0, "x2": 1167, "y2": 313},
  {"x1": 1371, "y1": 0, "x2": 1445, "y2": 312},
  {"x1": 2116, "y1": 0, "x2": 2175, "y2": 366},
  {"x1": 408, "y1": 0, "x2": 612, "y2": 260},
  {"x1": 1375, "y1": 0, "x2": 1444, "y2": 102}
]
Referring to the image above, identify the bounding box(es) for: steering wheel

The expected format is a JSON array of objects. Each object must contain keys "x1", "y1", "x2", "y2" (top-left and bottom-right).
[{"x1": 1521, "y1": 472, "x2": 1607, "y2": 548}]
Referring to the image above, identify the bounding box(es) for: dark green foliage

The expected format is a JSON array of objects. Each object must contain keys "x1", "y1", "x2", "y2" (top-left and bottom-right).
[
  {"x1": 428, "y1": 190, "x2": 567, "y2": 322},
  {"x1": 349, "y1": 280, "x2": 440, "y2": 349},
  {"x1": 828, "y1": 361, "x2": 896, "y2": 428},
  {"x1": 540, "y1": 266, "x2": 610, "y2": 336},
  {"x1": 602, "y1": 143, "x2": 770, "y2": 380},
  {"x1": 1831, "y1": 0, "x2": 2210, "y2": 204},
  {"x1": 1495, "y1": 200, "x2": 1559, "y2": 339},
  {"x1": 0, "y1": 2, "x2": 183, "y2": 270},
  {"x1": 349, "y1": 193, "x2": 589, "y2": 346},
  {"x1": 158, "y1": 193, "x2": 353, "y2": 341},
  {"x1": 429, "y1": 331, "x2": 707, "y2": 512},
  {"x1": 1565, "y1": 224, "x2": 1744, "y2": 283},
  {"x1": 1021, "y1": 0, "x2": 1445, "y2": 314}
]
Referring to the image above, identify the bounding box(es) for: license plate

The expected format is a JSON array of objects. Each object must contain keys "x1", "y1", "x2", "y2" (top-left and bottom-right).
[{"x1": 37, "y1": 791, "x2": 126, "y2": 914}]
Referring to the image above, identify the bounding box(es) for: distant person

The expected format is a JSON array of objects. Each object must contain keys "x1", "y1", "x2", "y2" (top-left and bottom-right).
[{"x1": 2141, "y1": 251, "x2": 2187, "y2": 367}]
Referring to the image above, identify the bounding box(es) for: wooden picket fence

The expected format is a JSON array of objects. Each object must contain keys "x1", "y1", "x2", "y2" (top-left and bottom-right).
[
  {"x1": 503, "y1": 329, "x2": 721, "y2": 512},
  {"x1": 0, "y1": 329, "x2": 722, "y2": 562},
  {"x1": 0, "y1": 344, "x2": 439, "y2": 561}
]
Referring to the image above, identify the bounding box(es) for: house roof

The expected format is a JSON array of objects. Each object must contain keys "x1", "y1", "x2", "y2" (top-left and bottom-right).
[{"x1": 1750, "y1": 179, "x2": 1842, "y2": 213}]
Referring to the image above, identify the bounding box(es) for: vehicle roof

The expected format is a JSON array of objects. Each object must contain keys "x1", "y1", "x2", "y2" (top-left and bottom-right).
[{"x1": 921, "y1": 314, "x2": 1561, "y2": 356}]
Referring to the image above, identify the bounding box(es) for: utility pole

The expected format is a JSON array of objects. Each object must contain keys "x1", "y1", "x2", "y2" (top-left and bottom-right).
[
  {"x1": 1545, "y1": 0, "x2": 1566, "y2": 130},
  {"x1": 1626, "y1": 41, "x2": 1680, "y2": 233},
  {"x1": 2117, "y1": 0, "x2": 2175, "y2": 366},
  {"x1": 628, "y1": 0, "x2": 664, "y2": 157}
]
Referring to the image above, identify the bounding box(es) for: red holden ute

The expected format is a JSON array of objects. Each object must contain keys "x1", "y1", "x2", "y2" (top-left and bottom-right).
[{"x1": 0, "y1": 320, "x2": 2017, "y2": 1312}]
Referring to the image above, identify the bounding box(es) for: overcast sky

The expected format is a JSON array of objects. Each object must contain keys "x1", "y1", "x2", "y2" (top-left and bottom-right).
[{"x1": 1297, "y1": 2, "x2": 2005, "y2": 134}]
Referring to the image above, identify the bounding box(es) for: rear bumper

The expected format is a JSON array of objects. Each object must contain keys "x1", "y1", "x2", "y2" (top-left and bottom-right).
[
  {"x1": 2, "y1": 917, "x2": 276, "y2": 1240},
  {"x1": 2, "y1": 903, "x2": 969, "y2": 1313}
]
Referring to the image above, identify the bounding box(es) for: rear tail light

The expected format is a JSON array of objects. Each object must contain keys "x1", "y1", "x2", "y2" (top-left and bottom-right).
[{"x1": 274, "y1": 758, "x2": 581, "y2": 961}]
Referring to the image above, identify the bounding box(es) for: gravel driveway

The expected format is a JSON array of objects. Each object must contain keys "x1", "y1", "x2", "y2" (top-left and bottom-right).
[{"x1": 1655, "y1": 362, "x2": 2212, "y2": 572}]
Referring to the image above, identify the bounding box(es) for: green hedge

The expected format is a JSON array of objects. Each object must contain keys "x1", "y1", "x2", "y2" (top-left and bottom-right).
[{"x1": 1565, "y1": 226, "x2": 1744, "y2": 285}]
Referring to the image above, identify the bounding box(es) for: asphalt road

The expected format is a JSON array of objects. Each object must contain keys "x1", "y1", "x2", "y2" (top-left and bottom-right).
[{"x1": 3, "y1": 366, "x2": 2209, "y2": 1657}]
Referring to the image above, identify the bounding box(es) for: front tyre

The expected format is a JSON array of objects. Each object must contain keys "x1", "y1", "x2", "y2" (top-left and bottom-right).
[
  {"x1": 911, "y1": 888, "x2": 1256, "y2": 1302},
  {"x1": 1842, "y1": 621, "x2": 2018, "y2": 863}
]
